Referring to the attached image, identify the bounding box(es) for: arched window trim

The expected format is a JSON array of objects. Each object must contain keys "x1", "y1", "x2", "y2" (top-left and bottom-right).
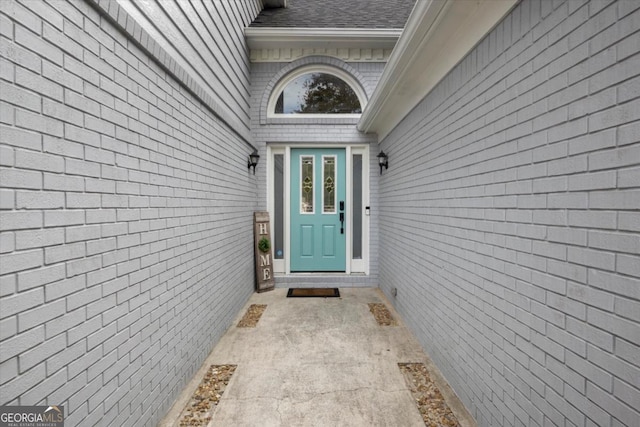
[{"x1": 267, "y1": 65, "x2": 367, "y2": 119}]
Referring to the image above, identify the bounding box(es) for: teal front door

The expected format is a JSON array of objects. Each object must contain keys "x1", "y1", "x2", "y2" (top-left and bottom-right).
[{"x1": 291, "y1": 148, "x2": 346, "y2": 272}]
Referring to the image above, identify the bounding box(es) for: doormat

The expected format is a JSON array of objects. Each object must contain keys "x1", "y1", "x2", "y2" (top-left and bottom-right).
[{"x1": 287, "y1": 288, "x2": 340, "y2": 298}]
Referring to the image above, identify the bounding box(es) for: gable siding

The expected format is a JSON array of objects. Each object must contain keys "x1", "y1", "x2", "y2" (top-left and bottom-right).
[
  {"x1": 0, "y1": 0, "x2": 260, "y2": 425},
  {"x1": 378, "y1": 0, "x2": 639, "y2": 426},
  {"x1": 119, "y1": 0, "x2": 261, "y2": 136}
]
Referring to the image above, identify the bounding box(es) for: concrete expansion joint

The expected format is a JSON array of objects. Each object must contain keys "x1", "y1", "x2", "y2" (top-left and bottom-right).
[
  {"x1": 317, "y1": 386, "x2": 406, "y2": 395},
  {"x1": 294, "y1": 386, "x2": 410, "y2": 402},
  {"x1": 230, "y1": 395, "x2": 282, "y2": 402},
  {"x1": 228, "y1": 386, "x2": 408, "y2": 405},
  {"x1": 275, "y1": 400, "x2": 284, "y2": 425}
]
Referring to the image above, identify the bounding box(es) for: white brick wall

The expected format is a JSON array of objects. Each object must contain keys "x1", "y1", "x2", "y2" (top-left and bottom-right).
[
  {"x1": 379, "y1": 0, "x2": 639, "y2": 426},
  {"x1": 0, "y1": 0, "x2": 260, "y2": 425}
]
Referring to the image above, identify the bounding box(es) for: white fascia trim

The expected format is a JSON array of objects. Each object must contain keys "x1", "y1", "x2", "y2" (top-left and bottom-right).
[
  {"x1": 357, "y1": 0, "x2": 518, "y2": 141},
  {"x1": 262, "y1": 0, "x2": 288, "y2": 8},
  {"x1": 245, "y1": 27, "x2": 403, "y2": 51}
]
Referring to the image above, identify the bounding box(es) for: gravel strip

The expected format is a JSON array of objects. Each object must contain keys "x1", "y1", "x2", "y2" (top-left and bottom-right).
[
  {"x1": 368, "y1": 303, "x2": 398, "y2": 326},
  {"x1": 398, "y1": 362, "x2": 460, "y2": 427},
  {"x1": 179, "y1": 364, "x2": 236, "y2": 426},
  {"x1": 237, "y1": 304, "x2": 267, "y2": 327}
]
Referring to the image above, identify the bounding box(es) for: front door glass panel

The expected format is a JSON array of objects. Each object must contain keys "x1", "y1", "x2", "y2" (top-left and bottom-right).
[
  {"x1": 301, "y1": 156, "x2": 314, "y2": 213},
  {"x1": 323, "y1": 156, "x2": 336, "y2": 213}
]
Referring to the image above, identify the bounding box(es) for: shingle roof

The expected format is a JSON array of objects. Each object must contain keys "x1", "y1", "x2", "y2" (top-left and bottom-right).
[{"x1": 250, "y1": 0, "x2": 417, "y2": 29}]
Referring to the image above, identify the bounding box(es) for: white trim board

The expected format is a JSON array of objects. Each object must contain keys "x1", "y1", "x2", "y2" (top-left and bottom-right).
[
  {"x1": 246, "y1": 28, "x2": 402, "y2": 50},
  {"x1": 358, "y1": 0, "x2": 518, "y2": 141},
  {"x1": 267, "y1": 144, "x2": 370, "y2": 275},
  {"x1": 245, "y1": 27, "x2": 402, "y2": 62}
]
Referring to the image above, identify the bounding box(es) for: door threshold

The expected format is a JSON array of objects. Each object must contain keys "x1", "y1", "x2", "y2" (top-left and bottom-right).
[
  {"x1": 276, "y1": 272, "x2": 366, "y2": 276},
  {"x1": 274, "y1": 272, "x2": 370, "y2": 288}
]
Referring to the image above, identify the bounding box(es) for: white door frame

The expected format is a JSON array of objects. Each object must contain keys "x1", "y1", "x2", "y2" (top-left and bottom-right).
[{"x1": 267, "y1": 144, "x2": 369, "y2": 275}]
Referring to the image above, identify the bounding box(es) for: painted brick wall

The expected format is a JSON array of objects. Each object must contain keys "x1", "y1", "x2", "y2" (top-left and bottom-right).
[
  {"x1": 378, "y1": 0, "x2": 640, "y2": 426},
  {"x1": 250, "y1": 58, "x2": 382, "y2": 285},
  {"x1": 0, "y1": 0, "x2": 259, "y2": 425}
]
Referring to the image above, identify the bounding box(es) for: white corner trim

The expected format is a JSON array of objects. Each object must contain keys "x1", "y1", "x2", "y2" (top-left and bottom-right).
[{"x1": 357, "y1": 0, "x2": 518, "y2": 141}]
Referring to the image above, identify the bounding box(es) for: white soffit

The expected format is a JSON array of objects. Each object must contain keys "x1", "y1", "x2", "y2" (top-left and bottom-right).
[
  {"x1": 262, "y1": 0, "x2": 288, "y2": 7},
  {"x1": 245, "y1": 27, "x2": 402, "y2": 51},
  {"x1": 358, "y1": 0, "x2": 518, "y2": 140}
]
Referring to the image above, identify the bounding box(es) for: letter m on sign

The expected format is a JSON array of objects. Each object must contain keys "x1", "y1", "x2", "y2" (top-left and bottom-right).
[{"x1": 260, "y1": 254, "x2": 271, "y2": 267}]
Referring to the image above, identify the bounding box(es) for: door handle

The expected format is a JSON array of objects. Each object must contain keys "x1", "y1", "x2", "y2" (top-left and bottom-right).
[{"x1": 339, "y1": 200, "x2": 345, "y2": 234}]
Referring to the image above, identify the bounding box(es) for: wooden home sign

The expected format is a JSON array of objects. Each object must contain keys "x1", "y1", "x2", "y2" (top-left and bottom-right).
[{"x1": 254, "y1": 212, "x2": 275, "y2": 292}]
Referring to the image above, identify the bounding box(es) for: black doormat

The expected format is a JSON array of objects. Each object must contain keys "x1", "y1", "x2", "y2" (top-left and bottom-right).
[{"x1": 287, "y1": 288, "x2": 340, "y2": 298}]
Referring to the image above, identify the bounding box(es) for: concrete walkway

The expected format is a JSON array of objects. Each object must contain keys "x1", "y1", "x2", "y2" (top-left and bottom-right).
[{"x1": 160, "y1": 288, "x2": 475, "y2": 427}]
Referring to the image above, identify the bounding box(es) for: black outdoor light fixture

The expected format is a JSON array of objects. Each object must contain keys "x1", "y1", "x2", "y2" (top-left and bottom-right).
[
  {"x1": 377, "y1": 151, "x2": 388, "y2": 174},
  {"x1": 248, "y1": 150, "x2": 260, "y2": 174}
]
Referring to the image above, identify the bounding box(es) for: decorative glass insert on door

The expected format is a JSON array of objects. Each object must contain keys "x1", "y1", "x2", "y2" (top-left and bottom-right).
[
  {"x1": 301, "y1": 156, "x2": 314, "y2": 213},
  {"x1": 323, "y1": 156, "x2": 336, "y2": 213}
]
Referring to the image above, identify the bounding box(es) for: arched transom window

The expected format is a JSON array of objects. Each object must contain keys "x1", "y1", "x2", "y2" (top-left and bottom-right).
[{"x1": 268, "y1": 65, "x2": 366, "y2": 117}]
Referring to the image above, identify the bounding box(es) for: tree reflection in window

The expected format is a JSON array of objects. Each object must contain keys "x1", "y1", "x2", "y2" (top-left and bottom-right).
[{"x1": 275, "y1": 73, "x2": 361, "y2": 114}]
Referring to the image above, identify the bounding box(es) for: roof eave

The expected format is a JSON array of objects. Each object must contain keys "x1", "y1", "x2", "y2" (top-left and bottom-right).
[
  {"x1": 358, "y1": 0, "x2": 518, "y2": 141},
  {"x1": 245, "y1": 27, "x2": 403, "y2": 51},
  {"x1": 262, "y1": 0, "x2": 288, "y2": 8}
]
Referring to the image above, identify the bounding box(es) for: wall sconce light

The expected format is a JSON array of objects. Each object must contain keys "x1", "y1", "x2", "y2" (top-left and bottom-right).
[
  {"x1": 248, "y1": 150, "x2": 260, "y2": 175},
  {"x1": 377, "y1": 151, "x2": 388, "y2": 175}
]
